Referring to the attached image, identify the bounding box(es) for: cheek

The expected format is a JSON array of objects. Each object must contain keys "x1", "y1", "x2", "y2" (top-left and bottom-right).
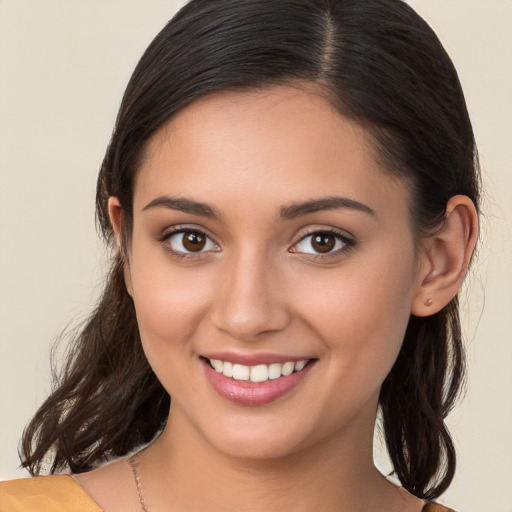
[
  {"x1": 128, "y1": 252, "x2": 213, "y2": 355},
  {"x1": 293, "y1": 246, "x2": 416, "y2": 381},
  {"x1": 129, "y1": 264, "x2": 217, "y2": 400}
]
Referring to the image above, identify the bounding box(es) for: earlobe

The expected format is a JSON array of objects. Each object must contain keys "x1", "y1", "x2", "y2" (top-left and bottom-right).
[
  {"x1": 107, "y1": 197, "x2": 134, "y2": 297},
  {"x1": 412, "y1": 195, "x2": 478, "y2": 317}
]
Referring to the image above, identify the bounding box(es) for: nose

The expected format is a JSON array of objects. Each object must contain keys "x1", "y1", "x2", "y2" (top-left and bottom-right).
[{"x1": 210, "y1": 251, "x2": 291, "y2": 342}]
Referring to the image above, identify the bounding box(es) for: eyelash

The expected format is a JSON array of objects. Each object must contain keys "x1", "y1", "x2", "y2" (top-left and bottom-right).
[
  {"x1": 291, "y1": 228, "x2": 355, "y2": 260},
  {"x1": 159, "y1": 227, "x2": 355, "y2": 260},
  {"x1": 159, "y1": 226, "x2": 220, "y2": 260}
]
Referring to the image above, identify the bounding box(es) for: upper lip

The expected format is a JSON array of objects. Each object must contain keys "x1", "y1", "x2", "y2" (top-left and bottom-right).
[{"x1": 200, "y1": 351, "x2": 314, "y2": 366}]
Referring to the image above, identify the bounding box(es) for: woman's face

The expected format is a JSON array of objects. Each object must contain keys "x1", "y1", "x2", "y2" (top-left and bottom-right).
[{"x1": 121, "y1": 86, "x2": 425, "y2": 460}]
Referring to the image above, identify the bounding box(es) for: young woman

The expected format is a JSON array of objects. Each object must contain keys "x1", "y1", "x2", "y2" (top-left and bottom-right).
[{"x1": 0, "y1": 0, "x2": 480, "y2": 510}]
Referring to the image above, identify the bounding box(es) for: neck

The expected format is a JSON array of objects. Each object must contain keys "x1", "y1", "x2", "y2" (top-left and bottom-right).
[{"x1": 139, "y1": 403, "x2": 415, "y2": 512}]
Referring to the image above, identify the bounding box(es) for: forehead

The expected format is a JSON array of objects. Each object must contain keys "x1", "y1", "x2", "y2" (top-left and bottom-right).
[{"x1": 135, "y1": 85, "x2": 410, "y2": 222}]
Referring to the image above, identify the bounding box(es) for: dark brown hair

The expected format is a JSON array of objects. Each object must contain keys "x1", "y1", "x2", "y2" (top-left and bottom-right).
[{"x1": 20, "y1": 0, "x2": 480, "y2": 501}]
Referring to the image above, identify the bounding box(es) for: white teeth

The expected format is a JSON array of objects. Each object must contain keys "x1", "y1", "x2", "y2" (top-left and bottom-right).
[
  {"x1": 281, "y1": 361, "x2": 295, "y2": 376},
  {"x1": 295, "y1": 360, "x2": 306, "y2": 372},
  {"x1": 223, "y1": 361, "x2": 233, "y2": 378},
  {"x1": 250, "y1": 364, "x2": 269, "y2": 383},
  {"x1": 208, "y1": 358, "x2": 309, "y2": 382},
  {"x1": 212, "y1": 359, "x2": 223, "y2": 373},
  {"x1": 268, "y1": 363, "x2": 282, "y2": 380},
  {"x1": 232, "y1": 363, "x2": 250, "y2": 381}
]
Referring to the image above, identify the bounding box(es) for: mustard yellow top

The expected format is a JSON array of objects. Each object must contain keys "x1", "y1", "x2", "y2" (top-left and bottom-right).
[
  {"x1": 0, "y1": 475, "x2": 101, "y2": 512},
  {"x1": 0, "y1": 475, "x2": 456, "y2": 512}
]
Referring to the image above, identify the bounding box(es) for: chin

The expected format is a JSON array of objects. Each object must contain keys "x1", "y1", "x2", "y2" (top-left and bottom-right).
[
  {"x1": 196, "y1": 416, "x2": 313, "y2": 461},
  {"x1": 212, "y1": 434, "x2": 304, "y2": 461}
]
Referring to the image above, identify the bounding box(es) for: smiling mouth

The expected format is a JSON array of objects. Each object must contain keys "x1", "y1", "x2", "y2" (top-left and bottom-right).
[{"x1": 205, "y1": 358, "x2": 311, "y2": 383}]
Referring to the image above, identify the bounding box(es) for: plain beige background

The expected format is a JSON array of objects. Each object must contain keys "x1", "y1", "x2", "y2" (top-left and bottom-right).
[{"x1": 0, "y1": 1, "x2": 511, "y2": 510}]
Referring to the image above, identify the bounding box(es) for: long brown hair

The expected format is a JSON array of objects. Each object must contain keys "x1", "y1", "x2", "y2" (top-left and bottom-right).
[{"x1": 20, "y1": 0, "x2": 480, "y2": 500}]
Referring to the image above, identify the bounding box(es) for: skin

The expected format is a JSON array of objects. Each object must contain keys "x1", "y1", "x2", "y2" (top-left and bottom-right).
[{"x1": 75, "y1": 86, "x2": 478, "y2": 512}]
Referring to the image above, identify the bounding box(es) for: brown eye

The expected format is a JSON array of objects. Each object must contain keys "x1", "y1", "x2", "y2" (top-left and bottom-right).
[
  {"x1": 182, "y1": 231, "x2": 206, "y2": 252},
  {"x1": 165, "y1": 229, "x2": 218, "y2": 254},
  {"x1": 311, "y1": 233, "x2": 336, "y2": 253},
  {"x1": 292, "y1": 230, "x2": 352, "y2": 256}
]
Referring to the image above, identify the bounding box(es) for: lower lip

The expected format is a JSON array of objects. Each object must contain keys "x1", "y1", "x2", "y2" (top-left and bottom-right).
[{"x1": 202, "y1": 359, "x2": 315, "y2": 405}]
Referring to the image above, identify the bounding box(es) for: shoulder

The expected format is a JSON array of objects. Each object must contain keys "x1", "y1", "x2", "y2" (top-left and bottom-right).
[
  {"x1": 0, "y1": 475, "x2": 102, "y2": 512},
  {"x1": 423, "y1": 502, "x2": 457, "y2": 512}
]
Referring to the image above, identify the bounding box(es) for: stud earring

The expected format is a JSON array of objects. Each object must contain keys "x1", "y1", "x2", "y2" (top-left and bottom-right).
[{"x1": 424, "y1": 298, "x2": 433, "y2": 307}]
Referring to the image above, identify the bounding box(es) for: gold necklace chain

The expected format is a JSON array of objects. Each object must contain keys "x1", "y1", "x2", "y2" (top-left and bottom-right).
[{"x1": 128, "y1": 453, "x2": 150, "y2": 512}]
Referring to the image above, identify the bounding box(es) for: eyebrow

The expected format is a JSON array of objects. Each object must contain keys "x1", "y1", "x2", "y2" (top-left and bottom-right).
[
  {"x1": 141, "y1": 194, "x2": 374, "y2": 221},
  {"x1": 280, "y1": 196, "x2": 375, "y2": 219},
  {"x1": 142, "y1": 196, "x2": 222, "y2": 220}
]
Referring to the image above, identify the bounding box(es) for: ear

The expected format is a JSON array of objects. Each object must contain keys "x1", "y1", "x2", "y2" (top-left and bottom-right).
[
  {"x1": 412, "y1": 195, "x2": 478, "y2": 317},
  {"x1": 108, "y1": 196, "x2": 123, "y2": 246},
  {"x1": 107, "y1": 196, "x2": 133, "y2": 297}
]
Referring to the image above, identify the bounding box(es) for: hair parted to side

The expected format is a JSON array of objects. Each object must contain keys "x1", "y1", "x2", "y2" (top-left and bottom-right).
[{"x1": 20, "y1": 0, "x2": 480, "y2": 500}]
